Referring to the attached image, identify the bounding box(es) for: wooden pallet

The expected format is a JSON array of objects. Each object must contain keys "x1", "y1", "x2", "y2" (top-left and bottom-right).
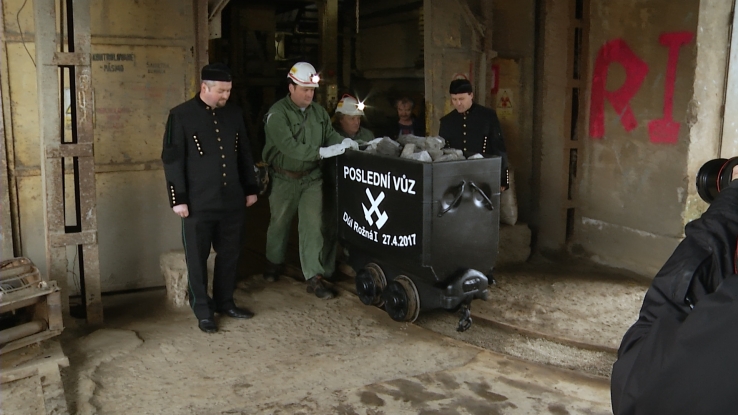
[{"x1": 0, "y1": 340, "x2": 70, "y2": 415}]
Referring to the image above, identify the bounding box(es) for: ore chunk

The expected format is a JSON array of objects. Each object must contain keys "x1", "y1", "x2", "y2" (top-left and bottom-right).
[
  {"x1": 376, "y1": 137, "x2": 401, "y2": 157},
  {"x1": 425, "y1": 136, "x2": 445, "y2": 150},
  {"x1": 427, "y1": 149, "x2": 444, "y2": 161},
  {"x1": 400, "y1": 143, "x2": 417, "y2": 158},
  {"x1": 406, "y1": 150, "x2": 432, "y2": 163}
]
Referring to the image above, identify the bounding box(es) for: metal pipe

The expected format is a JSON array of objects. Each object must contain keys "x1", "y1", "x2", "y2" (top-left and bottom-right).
[{"x1": 0, "y1": 320, "x2": 47, "y2": 346}]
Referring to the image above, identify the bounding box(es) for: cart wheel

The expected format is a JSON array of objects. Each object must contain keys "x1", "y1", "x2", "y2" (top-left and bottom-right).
[
  {"x1": 355, "y1": 263, "x2": 387, "y2": 306},
  {"x1": 383, "y1": 275, "x2": 420, "y2": 323}
]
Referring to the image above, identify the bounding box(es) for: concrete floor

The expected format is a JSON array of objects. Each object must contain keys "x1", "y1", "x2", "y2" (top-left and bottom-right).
[
  {"x1": 4, "y1": 275, "x2": 616, "y2": 415},
  {"x1": 0, "y1": 200, "x2": 653, "y2": 414}
]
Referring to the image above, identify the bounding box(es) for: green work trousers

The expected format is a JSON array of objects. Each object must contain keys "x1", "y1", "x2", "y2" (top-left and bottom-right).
[
  {"x1": 321, "y1": 161, "x2": 338, "y2": 278},
  {"x1": 266, "y1": 171, "x2": 324, "y2": 279}
]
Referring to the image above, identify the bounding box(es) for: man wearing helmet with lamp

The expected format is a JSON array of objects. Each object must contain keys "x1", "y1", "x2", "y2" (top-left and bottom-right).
[
  {"x1": 333, "y1": 94, "x2": 374, "y2": 144},
  {"x1": 320, "y1": 95, "x2": 376, "y2": 280},
  {"x1": 262, "y1": 62, "x2": 358, "y2": 299}
]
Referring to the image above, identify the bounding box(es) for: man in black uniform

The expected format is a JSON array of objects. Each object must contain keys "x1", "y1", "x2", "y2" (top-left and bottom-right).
[
  {"x1": 611, "y1": 165, "x2": 738, "y2": 414},
  {"x1": 439, "y1": 79, "x2": 509, "y2": 190},
  {"x1": 161, "y1": 63, "x2": 260, "y2": 333}
]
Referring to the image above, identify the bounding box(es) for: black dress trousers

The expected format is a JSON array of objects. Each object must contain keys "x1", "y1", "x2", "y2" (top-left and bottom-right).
[{"x1": 181, "y1": 208, "x2": 245, "y2": 320}]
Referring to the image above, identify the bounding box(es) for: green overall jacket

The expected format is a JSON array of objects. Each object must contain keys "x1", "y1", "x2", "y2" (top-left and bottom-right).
[{"x1": 263, "y1": 96, "x2": 344, "y2": 173}]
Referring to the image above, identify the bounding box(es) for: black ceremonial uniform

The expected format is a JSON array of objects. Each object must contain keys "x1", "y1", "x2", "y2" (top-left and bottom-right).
[
  {"x1": 611, "y1": 180, "x2": 738, "y2": 415},
  {"x1": 161, "y1": 94, "x2": 259, "y2": 320},
  {"x1": 439, "y1": 103, "x2": 509, "y2": 188}
]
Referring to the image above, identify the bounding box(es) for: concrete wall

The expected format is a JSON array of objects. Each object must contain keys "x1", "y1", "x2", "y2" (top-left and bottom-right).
[
  {"x1": 1, "y1": 0, "x2": 197, "y2": 291},
  {"x1": 573, "y1": 0, "x2": 704, "y2": 276}
]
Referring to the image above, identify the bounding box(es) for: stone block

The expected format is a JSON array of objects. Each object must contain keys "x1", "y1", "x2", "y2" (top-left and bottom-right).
[{"x1": 159, "y1": 250, "x2": 214, "y2": 308}]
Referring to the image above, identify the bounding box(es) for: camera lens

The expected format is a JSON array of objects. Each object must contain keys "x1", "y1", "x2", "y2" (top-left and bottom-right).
[{"x1": 696, "y1": 157, "x2": 738, "y2": 203}]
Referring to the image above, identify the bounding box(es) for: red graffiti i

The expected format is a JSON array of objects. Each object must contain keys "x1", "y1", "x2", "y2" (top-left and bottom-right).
[
  {"x1": 648, "y1": 32, "x2": 694, "y2": 144},
  {"x1": 589, "y1": 39, "x2": 649, "y2": 138}
]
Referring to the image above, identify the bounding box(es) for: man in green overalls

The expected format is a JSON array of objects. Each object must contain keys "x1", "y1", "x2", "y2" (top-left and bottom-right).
[{"x1": 262, "y1": 62, "x2": 356, "y2": 299}]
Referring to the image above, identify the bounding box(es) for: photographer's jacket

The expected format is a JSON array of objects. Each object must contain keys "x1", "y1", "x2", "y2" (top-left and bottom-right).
[
  {"x1": 611, "y1": 180, "x2": 738, "y2": 415},
  {"x1": 439, "y1": 103, "x2": 509, "y2": 188},
  {"x1": 161, "y1": 95, "x2": 259, "y2": 211}
]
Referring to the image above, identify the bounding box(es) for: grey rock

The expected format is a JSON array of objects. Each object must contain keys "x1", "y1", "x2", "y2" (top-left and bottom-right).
[{"x1": 406, "y1": 150, "x2": 432, "y2": 163}]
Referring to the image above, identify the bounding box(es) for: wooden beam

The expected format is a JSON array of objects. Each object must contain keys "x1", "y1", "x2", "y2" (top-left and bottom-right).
[
  {"x1": 34, "y1": 0, "x2": 102, "y2": 325},
  {"x1": 34, "y1": 0, "x2": 70, "y2": 315}
]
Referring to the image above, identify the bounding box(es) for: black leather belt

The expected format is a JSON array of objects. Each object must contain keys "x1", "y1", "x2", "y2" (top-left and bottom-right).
[{"x1": 272, "y1": 165, "x2": 314, "y2": 179}]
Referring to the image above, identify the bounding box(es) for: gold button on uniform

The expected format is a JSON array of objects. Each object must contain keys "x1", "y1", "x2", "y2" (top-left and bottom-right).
[
  {"x1": 223, "y1": 173, "x2": 226, "y2": 177},
  {"x1": 217, "y1": 138, "x2": 221, "y2": 142},
  {"x1": 216, "y1": 129, "x2": 219, "y2": 133},
  {"x1": 219, "y1": 146, "x2": 223, "y2": 150},
  {"x1": 221, "y1": 155, "x2": 225, "y2": 159},
  {"x1": 222, "y1": 164, "x2": 226, "y2": 167}
]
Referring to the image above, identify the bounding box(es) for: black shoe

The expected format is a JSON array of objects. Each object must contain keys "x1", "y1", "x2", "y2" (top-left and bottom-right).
[
  {"x1": 307, "y1": 275, "x2": 336, "y2": 300},
  {"x1": 218, "y1": 306, "x2": 254, "y2": 319},
  {"x1": 198, "y1": 318, "x2": 217, "y2": 333},
  {"x1": 263, "y1": 261, "x2": 283, "y2": 282}
]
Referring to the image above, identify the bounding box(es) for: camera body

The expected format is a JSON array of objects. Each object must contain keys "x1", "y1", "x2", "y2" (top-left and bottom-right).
[{"x1": 696, "y1": 157, "x2": 738, "y2": 203}]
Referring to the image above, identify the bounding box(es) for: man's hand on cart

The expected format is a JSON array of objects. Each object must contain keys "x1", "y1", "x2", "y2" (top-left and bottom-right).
[
  {"x1": 341, "y1": 138, "x2": 360, "y2": 151},
  {"x1": 319, "y1": 138, "x2": 359, "y2": 159}
]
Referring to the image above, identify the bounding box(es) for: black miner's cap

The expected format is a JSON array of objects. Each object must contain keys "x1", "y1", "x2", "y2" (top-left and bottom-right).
[
  {"x1": 449, "y1": 79, "x2": 473, "y2": 94},
  {"x1": 201, "y1": 63, "x2": 232, "y2": 82}
]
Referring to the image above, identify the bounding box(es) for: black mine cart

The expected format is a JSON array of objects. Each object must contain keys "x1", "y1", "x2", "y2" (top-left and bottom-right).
[{"x1": 336, "y1": 150, "x2": 501, "y2": 331}]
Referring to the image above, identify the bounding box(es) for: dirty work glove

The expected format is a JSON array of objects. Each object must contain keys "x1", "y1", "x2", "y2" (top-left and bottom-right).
[
  {"x1": 319, "y1": 143, "x2": 347, "y2": 159},
  {"x1": 341, "y1": 138, "x2": 359, "y2": 151}
]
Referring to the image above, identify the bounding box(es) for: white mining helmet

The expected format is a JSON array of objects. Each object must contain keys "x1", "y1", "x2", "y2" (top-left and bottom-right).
[
  {"x1": 335, "y1": 94, "x2": 365, "y2": 116},
  {"x1": 287, "y1": 62, "x2": 321, "y2": 87}
]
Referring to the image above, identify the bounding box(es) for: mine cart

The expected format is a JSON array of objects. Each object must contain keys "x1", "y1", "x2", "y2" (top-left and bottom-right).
[{"x1": 336, "y1": 150, "x2": 501, "y2": 331}]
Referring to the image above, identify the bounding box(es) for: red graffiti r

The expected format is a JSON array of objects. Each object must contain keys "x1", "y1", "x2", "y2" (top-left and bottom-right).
[
  {"x1": 648, "y1": 32, "x2": 694, "y2": 144},
  {"x1": 589, "y1": 39, "x2": 649, "y2": 138}
]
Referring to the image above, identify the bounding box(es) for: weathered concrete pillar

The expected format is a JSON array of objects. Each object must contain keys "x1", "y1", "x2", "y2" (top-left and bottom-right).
[
  {"x1": 684, "y1": 0, "x2": 733, "y2": 223},
  {"x1": 535, "y1": 0, "x2": 569, "y2": 255}
]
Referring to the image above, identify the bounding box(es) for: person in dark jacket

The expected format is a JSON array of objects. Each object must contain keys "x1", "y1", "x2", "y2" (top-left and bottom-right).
[
  {"x1": 394, "y1": 96, "x2": 425, "y2": 138},
  {"x1": 611, "y1": 164, "x2": 738, "y2": 415},
  {"x1": 439, "y1": 79, "x2": 508, "y2": 190},
  {"x1": 161, "y1": 63, "x2": 260, "y2": 333}
]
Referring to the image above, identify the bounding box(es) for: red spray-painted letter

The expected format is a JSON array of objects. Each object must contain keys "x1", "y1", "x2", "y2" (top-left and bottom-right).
[
  {"x1": 648, "y1": 32, "x2": 694, "y2": 144},
  {"x1": 589, "y1": 39, "x2": 649, "y2": 138}
]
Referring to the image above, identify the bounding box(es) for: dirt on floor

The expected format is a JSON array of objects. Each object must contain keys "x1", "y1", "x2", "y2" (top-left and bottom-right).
[
  {"x1": 0, "y1": 268, "x2": 620, "y2": 415},
  {"x1": 482, "y1": 257, "x2": 651, "y2": 351}
]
